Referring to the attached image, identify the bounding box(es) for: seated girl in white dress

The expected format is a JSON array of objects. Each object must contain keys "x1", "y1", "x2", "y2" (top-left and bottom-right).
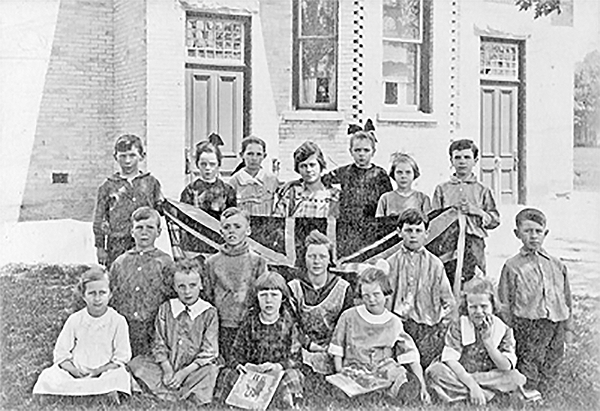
[{"x1": 33, "y1": 267, "x2": 131, "y2": 402}]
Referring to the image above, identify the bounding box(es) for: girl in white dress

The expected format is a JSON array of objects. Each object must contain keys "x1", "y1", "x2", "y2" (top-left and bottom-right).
[{"x1": 33, "y1": 267, "x2": 131, "y2": 402}]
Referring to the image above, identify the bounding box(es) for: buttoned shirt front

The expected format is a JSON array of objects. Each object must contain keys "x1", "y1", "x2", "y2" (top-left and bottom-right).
[{"x1": 498, "y1": 247, "x2": 572, "y2": 325}]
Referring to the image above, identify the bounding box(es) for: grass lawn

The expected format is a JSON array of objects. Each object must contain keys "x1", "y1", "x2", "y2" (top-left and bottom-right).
[
  {"x1": 574, "y1": 146, "x2": 600, "y2": 192},
  {"x1": 1, "y1": 264, "x2": 599, "y2": 410}
]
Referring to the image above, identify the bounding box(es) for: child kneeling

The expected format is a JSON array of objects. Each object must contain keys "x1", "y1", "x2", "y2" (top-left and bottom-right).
[
  {"x1": 33, "y1": 267, "x2": 131, "y2": 402},
  {"x1": 217, "y1": 271, "x2": 304, "y2": 409},
  {"x1": 129, "y1": 260, "x2": 219, "y2": 405},
  {"x1": 426, "y1": 278, "x2": 526, "y2": 405},
  {"x1": 328, "y1": 267, "x2": 430, "y2": 404}
]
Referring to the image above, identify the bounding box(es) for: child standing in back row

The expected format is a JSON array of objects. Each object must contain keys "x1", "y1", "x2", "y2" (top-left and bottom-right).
[
  {"x1": 110, "y1": 207, "x2": 175, "y2": 357},
  {"x1": 498, "y1": 208, "x2": 572, "y2": 396},
  {"x1": 431, "y1": 139, "x2": 500, "y2": 285},
  {"x1": 376, "y1": 153, "x2": 431, "y2": 217},
  {"x1": 228, "y1": 136, "x2": 280, "y2": 216},
  {"x1": 323, "y1": 130, "x2": 392, "y2": 220},
  {"x1": 93, "y1": 134, "x2": 163, "y2": 267}
]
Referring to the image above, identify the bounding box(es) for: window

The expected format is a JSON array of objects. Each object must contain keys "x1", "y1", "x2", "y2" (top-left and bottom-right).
[
  {"x1": 293, "y1": 0, "x2": 338, "y2": 110},
  {"x1": 382, "y1": 0, "x2": 426, "y2": 110},
  {"x1": 480, "y1": 40, "x2": 519, "y2": 81},
  {"x1": 186, "y1": 15, "x2": 245, "y2": 66}
]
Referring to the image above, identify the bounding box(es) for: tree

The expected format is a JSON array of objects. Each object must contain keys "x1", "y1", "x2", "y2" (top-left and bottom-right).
[
  {"x1": 574, "y1": 50, "x2": 600, "y2": 146},
  {"x1": 515, "y1": 0, "x2": 561, "y2": 18}
]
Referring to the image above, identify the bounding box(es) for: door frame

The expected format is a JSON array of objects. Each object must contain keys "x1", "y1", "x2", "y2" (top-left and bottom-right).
[{"x1": 479, "y1": 37, "x2": 526, "y2": 204}]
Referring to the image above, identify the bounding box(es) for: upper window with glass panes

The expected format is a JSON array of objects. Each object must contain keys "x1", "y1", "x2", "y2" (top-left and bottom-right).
[
  {"x1": 382, "y1": 0, "x2": 422, "y2": 109},
  {"x1": 294, "y1": 0, "x2": 338, "y2": 110},
  {"x1": 186, "y1": 15, "x2": 245, "y2": 66}
]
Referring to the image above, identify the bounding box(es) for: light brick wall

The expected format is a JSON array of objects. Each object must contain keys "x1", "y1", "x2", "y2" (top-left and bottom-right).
[
  {"x1": 114, "y1": 0, "x2": 147, "y2": 141},
  {"x1": 20, "y1": 0, "x2": 115, "y2": 221}
]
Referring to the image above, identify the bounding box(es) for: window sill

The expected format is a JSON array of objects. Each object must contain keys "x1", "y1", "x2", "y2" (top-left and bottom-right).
[
  {"x1": 282, "y1": 110, "x2": 345, "y2": 122},
  {"x1": 376, "y1": 110, "x2": 437, "y2": 125}
]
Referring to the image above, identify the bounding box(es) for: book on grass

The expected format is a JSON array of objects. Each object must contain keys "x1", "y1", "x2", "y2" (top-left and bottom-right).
[
  {"x1": 225, "y1": 365, "x2": 284, "y2": 410},
  {"x1": 326, "y1": 368, "x2": 392, "y2": 398}
]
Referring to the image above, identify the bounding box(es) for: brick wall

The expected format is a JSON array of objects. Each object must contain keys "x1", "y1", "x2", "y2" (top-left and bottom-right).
[
  {"x1": 114, "y1": 0, "x2": 147, "y2": 140},
  {"x1": 19, "y1": 0, "x2": 115, "y2": 221}
]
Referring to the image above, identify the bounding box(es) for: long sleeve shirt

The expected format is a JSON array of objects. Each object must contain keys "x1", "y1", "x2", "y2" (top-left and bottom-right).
[
  {"x1": 152, "y1": 298, "x2": 219, "y2": 371},
  {"x1": 386, "y1": 246, "x2": 455, "y2": 326},
  {"x1": 180, "y1": 178, "x2": 236, "y2": 220},
  {"x1": 53, "y1": 307, "x2": 131, "y2": 370},
  {"x1": 431, "y1": 173, "x2": 500, "y2": 238},
  {"x1": 498, "y1": 247, "x2": 572, "y2": 327},
  {"x1": 109, "y1": 248, "x2": 175, "y2": 323},
  {"x1": 323, "y1": 163, "x2": 392, "y2": 219},
  {"x1": 93, "y1": 172, "x2": 162, "y2": 247}
]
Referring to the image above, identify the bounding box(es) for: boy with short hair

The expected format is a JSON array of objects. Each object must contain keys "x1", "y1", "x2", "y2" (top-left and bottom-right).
[
  {"x1": 385, "y1": 209, "x2": 455, "y2": 368},
  {"x1": 497, "y1": 208, "x2": 572, "y2": 394},
  {"x1": 129, "y1": 259, "x2": 219, "y2": 405},
  {"x1": 323, "y1": 130, "x2": 392, "y2": 219},
  {"x1": 110, "y1": 207, "x2": 175, "y2": 357},
  {"x1": 93, "y1": 134, "x2": 163, "y2": 267},
  {"x1": 204, "y1": 207, "x2": 267, "y2": 362},
  {"x1": 431, "y1": 139, "x2": 500, "y2": 284}
]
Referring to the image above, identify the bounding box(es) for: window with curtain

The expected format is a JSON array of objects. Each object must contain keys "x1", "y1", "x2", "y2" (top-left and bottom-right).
[{"x1": 293, "y1": 0, "x2": 338, "y2": 110}]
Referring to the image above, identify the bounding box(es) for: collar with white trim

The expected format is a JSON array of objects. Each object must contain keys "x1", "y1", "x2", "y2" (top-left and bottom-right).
[
  {"x1": 170, "y1": 298, "x2": 212, "y2": 321},
  {"x1": 356, "y1": 305, "x2": 393, "y2": 325}
]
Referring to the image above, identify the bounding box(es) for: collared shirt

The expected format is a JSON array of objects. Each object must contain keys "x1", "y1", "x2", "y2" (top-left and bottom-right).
[
  {"x1": 386, "y1": 245, "x2": 455, "y2": 326},
  {"x1": 109, "y1": 248, "x2": 175, "y2": 323},
  {"x1": 498, "y1": 247, "x2": 572, "y2": 325},
  {"x1": 228, "y1": 168, "x2": 280, "y2": 216},
  {"x1": 431, "y1": 173, "x2": 500, "y2": 238},
  {"x1": 153, "y1": 298, "x2": 218, "y2": 370},
  {"x1": 273, "y1": 181, "x2": 340, "y2": 218},
  {"x1": 441, "y1": 315, "x2": 517, "y2": 373},
  {"x1": 93, "y1": 172, "x2": 162, "y2": 247}
]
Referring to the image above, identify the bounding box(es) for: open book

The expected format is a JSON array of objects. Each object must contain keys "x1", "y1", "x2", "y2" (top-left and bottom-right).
[
  {"x1": 326, "y1": 367, "x2": 392, "y2": 398},
  {"x1": 225, "y1": 365, "x2": 284, "y2": 410}
]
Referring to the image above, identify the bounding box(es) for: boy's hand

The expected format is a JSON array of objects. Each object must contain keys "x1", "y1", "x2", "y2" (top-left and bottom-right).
[
  {"x1": 96, "y1": 248, "x2": 108, "y2": 266},
  {"x1": 469, "y1": 384, "x2": 487, "y2": 405},
  {"x1": 68, "y1": 368, "x2": 90, "y2": 379},
  {"x1": 458, "y1": 200, "x2": 483, "y2": 217},
  {"x1": 309, "y1": 342, "x2": 327, "y2": 352},
  {"x1": 161, "y1": 368, "x2": 174, "y2": 387},
  {"x1": 166, "y1": 370, "x2": 187, "y2": 389},
  {"x1": 260, "y1": 362, "x2": 284, "y2": 374},
  {"x1": 420, "y1": 386, "x2": 431, "y2": 404}
]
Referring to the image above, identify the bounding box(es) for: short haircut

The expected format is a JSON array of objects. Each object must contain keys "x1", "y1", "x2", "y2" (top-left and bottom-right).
[
  {"x1": 114, "y1": 134, "x2": 144, "y2": 156},
  {"x1": 458, "y1": 277, "x2": 503, "y2": 315},
  {"x1": 195, "y1": 140, "x2": 223, "y2": 167},
  {"x1": 515, "y1": 208, "x2": 547, "y2": 228},
  {"x1": 131, "y1": 206, "x2": 161, "y2": 229},
  {"x1": 357, "y1": 266, "x2": 392, "y2": 296},
  {"x1": 389, "y1": 153, "x2": 421, "y2": 180},
  {"x1": 293, "y1": 141, "x2": 326, "y2": 173},
  {"x1": 397, "y1": 208, "x2": 429, "y2": 230},
  {"x1": 77, "y1": 266, "x2": 110, "y2": 296},
  {"x1": 240, "y1": 135, "x2": 266, "y2": 155},
  {"x1": 449, "y1": 139, "x2": 479, "y2": 160},
  {"x1": 251, "y1": 271, "x2": 291, "y2": 305},
  {"x1": 220, "y1": 207, "x2": 250, "y2": 224},
  {"x1": 304, "y1": 229, "x2": 335, "y2": 267},
  {"x1": 349, "y1": 131, "x2": 377, "y2": 151},
  {"x1": 174, "y1": 259, "x2": 202, "y2": 277}
]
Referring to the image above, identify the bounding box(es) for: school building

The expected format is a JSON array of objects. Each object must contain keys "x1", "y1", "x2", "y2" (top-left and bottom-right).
[{"x1": 0, "y1": 0, "x2": 579, "y2": 223}]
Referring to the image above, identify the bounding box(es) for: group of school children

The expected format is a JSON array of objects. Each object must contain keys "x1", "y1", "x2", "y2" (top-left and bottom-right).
[{"x1": 32, "y1": 130, "x2": 572, "y2": 409}]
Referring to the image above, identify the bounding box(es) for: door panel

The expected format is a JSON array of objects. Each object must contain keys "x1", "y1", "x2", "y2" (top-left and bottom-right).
[
  {"x1": 187, "y1": 70, "x2": 243, "y2": 177},
  {"x1": 480, "y1": 85, "x2": 518, "y2": 204}
]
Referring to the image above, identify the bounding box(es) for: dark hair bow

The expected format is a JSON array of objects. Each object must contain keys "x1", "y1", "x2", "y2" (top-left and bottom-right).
[{"x1": 347, "y1": 118, "x2": 375, "y2": 135}]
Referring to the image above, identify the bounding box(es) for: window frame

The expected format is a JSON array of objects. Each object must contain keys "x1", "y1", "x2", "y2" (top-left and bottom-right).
[{"x1": 292, "y1": 0, "x2": 339, "y2": 111}]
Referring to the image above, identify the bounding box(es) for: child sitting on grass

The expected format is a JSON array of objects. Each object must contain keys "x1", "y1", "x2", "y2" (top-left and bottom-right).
[
  {"x1": 498, "y1": 208, "x2": 572, "y2": 396},
  {"x1": 93, "y1": 134, "x2": 163, "y2": 267},
  {"x1": 426, "y1": 277, "x2": 526, "y2": 405},
  {"x1": 385, "y1": 209, "x2": 455, "y2": 368},
  {"x1": 217, "y1": 271, "x2": 304, "y2": 409},
  {"x1": 129, "y1": 259, "x2": 219, "y2": 405},
  {"x1": 228, "y1": 135, "x2": 280, "y2": 216},
  {"x1": 33, "y1": 267, "x2": 131, "y2": 403},
  {"x1": 110, "y1": 207, "x2": 175, "y2": 357},
  {"x1": 376, "y1": 153, "x2": 431, "y2": 217},
  {"x1": 328, "y1": 267, "x2": 430, "y2": 404},
  {"x1": 204, "y1": 207, "x2": 267, "y2": 363}
]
